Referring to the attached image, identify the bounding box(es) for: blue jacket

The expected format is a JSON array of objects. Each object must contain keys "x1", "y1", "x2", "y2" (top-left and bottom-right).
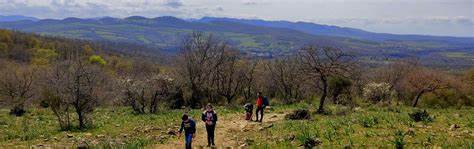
[{"x1": 179, "y1": 119, "x2": 196, "y2": 135}]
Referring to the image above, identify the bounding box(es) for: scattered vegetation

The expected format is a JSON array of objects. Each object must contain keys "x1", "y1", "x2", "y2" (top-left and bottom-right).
[{"x1": 0, "y1": 29, "x2": 472, "y2": 148}]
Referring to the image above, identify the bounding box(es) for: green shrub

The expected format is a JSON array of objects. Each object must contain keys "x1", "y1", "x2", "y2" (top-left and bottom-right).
[
  {"x1": 409, "y1": 110, "x2": 433, "y2": 123},
  {"x1": 297, "y1": 130, "x2": 321, "y2": 148},
  {"x1": 392, "y1": 130, "x2": 406, "y2": 149},
  {"x1": 359, "y1": 115, "x2": 379, "y2": 128},
  {"x1": 89, "y1": 55, "x2": 107, "y2": 65}
]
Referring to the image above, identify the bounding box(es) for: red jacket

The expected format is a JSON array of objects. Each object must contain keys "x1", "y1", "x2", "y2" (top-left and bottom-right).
[{"x1": 256, "y1": 96, "x2": 263, "y2": 107}]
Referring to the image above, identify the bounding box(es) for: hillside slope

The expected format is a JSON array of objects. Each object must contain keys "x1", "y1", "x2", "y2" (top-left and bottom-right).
[{"x1": 0, "y1": 16, "x2": 472, "y2": 68}]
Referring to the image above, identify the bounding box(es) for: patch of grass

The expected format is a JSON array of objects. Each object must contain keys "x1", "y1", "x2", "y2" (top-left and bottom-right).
[
  {"x1": 391, "y1": 130, "x2": 406, "y2": 149},
  {"x1": 359, "y1": 115, "x2": 379, "y2": 128},
  {"x1": 0, "y1": 103, "x2": 473, "y2": 148}
]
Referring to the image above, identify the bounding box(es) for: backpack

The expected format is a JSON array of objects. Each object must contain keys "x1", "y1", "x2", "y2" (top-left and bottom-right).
[{"x1": 263, "y1": 96, "x2": 270, "y2": 107}]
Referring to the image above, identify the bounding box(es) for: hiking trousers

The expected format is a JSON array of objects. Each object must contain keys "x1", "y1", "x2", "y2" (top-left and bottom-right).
[
  {"x1": 205, "y1": 124, "x2": 216, "y2": 146},
  {"x1": 256, "y1": 106, "x2": 264, "y2": 122},
  {"x1": 185, "y1": 134, "x2": 193, "y2": 149}
]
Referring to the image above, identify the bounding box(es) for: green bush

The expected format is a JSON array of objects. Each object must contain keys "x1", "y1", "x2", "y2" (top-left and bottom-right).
[
  {"x1": 89, "y1": 55, "x2": 107, "y2": 65},
  {"x1": 409, "y1": 110, "x2": 433, "y2": 123},
  {"x1": 297, "y1": 130, "x2": 321, "y2": 148},
  {"x1": 392, "y1": 130, "x2": 406, "y2": 149},
  {"x1": 359, "y1": 115, "x2": 379, "y2": 128}
]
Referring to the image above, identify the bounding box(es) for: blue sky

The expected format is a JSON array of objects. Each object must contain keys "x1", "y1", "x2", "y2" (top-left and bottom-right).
[{"x1": 0, "y1": 0, "x2": 472, "y2": 37}]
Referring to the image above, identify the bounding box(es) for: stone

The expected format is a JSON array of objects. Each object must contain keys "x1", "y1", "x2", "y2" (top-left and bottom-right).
[
  {"x1": 301, "y1": 138, "x2": 322, "y2": 148},
  {"x1": 66, "y1": 133, "x2": 74, "y2": 138},
  {"x1": 77, "y1": 142, "x2": 88, "y2": 149},
  {"x1": 286, "y1": 134, "x2": 296, "y2": 141},
  {"x1": 354, "y1": 107, "x2": 362, "y2": 111},
  {"x1": 450, "y1": 124, "x2": 460, "y2": 131},
  {"x1": 263, "y1": 123, "x2": 274, "y2": 129},
  {"x1": 344, "y1": 144, "x2": 352, "y2": 149},
  {"x1": 286, "y1": 109, "x2": 311, "y2": 120},
  {"x1": 406, "y1": 128, "x2": 415, "y2": 136},
  {"x1": 167, "y1": 128, "x2": 177, "y2": 136},
  {"x1": 96, "y1": 134, "x2": 105, "y2": 138},
  {"x1": 121, "y1": 133, "x2": 129, "y2": 138},
  {"x1": 244, "y1": 138, "x2": 254, "y2": 145}
]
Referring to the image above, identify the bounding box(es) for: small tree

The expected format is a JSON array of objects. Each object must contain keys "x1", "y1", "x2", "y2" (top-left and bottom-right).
[
  {"x1": 298, "y1": 46, "x2": 354, "y2": 113},
  {"x1": 403, "y1": 67, "x2": 450, "y2": 107},
  {"x1": 241, "y1": 60, "x2": 258, "y2": 102},
  {"x1": 0, "y1": 62, "x2": 36, "y2": 116},
  {"x1": 363, "y1": 82, "x2": 391, "y2": 103},
  {"x1": 177, "y1": 32, "x2": 235, "y2": 107},
  {"x1": 43, "y1": 60, "x2": 105, "y2": 129},
  {"x1": 266, "y1": 56, "x2": 304, "y2": 103},
  {"x1": 215, "y1": 50, "x2": 245, "y2": 104},
  {"x1": 328, "y1": 76, "x2": 352, "y2": 104}
]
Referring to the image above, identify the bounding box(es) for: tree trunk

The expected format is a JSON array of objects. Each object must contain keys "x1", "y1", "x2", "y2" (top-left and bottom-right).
[
  {"x1": 150, "y1": 91, "x2": 159, "y2": 113},
  {"x1": 77, "y1": 109, "x2": 85, "y2": 129},
  {"x1": 226, "y1": 96, "x2": 232, "y2": 104},
  {"x1": 412, "y1": 90, "x2": 425, "y2": 107},
  {"x1": 317, "y1": 77, "x2": 328, "y2": 113}
]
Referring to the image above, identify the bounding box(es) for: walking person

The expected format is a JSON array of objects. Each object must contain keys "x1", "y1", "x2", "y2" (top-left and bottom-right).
[
  {"x1": 201, "y1": 104, "x2": 218, "y2": 147},
  {"x1": 178, "y1": 114, "x2": 196, "y2": 149},
  {"x1": 255, "y1": 92, "x2": 264, "y2": 122}
]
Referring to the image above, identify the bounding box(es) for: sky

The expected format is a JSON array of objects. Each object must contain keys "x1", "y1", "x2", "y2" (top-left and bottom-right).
[{"x1": 0, "y1": 0, "x2": 473, "y2": 37}]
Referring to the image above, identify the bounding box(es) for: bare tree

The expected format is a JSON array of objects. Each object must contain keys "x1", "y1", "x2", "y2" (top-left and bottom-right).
[
  {"x1": 0, "y1": 62, "x2": 36, "y2": 116},
  {"x1": 214, "y1": 50, "x2": 245, "y2": 104},
  {"x1": 177, "y1": 32, "x2": 232, "y2": 107},
  {"x1": 266, "y1": 56, "x2": 304, "y2": 103},
  {"x1": 403, "y1": 67, "x2": 450, "y2": 107},
  {"x1": 297, "y1": 46, "x2": 354, "y2": 113},
  {"x1": 43, "y1": 60, "x2": 105, "y2": 129},
  {"x1": 119, "y1": 60, "x2": 163, "y2": 113},
  {"x1": 241, "y1": 60, "x2": 258, "y2": 102}
]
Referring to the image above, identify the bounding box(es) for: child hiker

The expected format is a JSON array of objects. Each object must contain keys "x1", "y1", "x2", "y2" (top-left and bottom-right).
[
  {"x1": 243, "y1": 103, "x2": 253, "y2": 121},
  {"x1": 178, "y1": 114, "x2": 196, "y2": 149},
  {"x1": 201, "y1": 103, "x2": 218, "y2": 147}
]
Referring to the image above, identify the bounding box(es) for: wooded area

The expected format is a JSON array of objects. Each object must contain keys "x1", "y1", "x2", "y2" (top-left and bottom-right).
[{"x1": 0, "y1": 29, "x2": 472, "y2": 131}]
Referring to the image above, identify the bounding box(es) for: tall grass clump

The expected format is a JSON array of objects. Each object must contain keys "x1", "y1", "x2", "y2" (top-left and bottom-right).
[
  {"x1": 359, "y1": 115, "x2": 379, "y2": 128},
  {"x1": 391, "y1": 130, "x2": 406, "y2": 149}
]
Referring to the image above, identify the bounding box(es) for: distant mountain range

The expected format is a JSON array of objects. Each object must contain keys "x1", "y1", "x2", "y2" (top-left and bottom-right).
[
  {"x1": 0, "y1": 15, "x2": 472, "y2": 68},
  {"x1": 198, "y1": 17, "x2": 473, "y2": 44},
  {"x1": 0, "y1": 15, "x2": 38, "y2": 22}
]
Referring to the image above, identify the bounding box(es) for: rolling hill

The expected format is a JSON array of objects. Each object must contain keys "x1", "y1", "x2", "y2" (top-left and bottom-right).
[
  {"x1": 0, "y1": 15, "x2": 39, "y2": 22},
  {"x1": 0, "y1": 16, "x2": 472, "y2": 68}
]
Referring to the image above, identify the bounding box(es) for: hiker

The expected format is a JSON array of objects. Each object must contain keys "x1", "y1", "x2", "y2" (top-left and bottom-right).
[
  {"x1": 243, "y1": 103, "x2": 253, "y2": 121},
  {"x1": 178, "y1": 114, "x2": 196, "y2": 149},
  {"x1": 255, "y1": 92, "x2": 267, "y2": 122},
  {"x1": 201, "y1": 103, "x2": 218, "y2": 147}
]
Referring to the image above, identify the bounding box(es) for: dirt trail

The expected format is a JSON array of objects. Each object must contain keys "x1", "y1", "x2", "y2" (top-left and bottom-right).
[{"x1": 154, "y1": 110, "x2": 287, "y2": 149}]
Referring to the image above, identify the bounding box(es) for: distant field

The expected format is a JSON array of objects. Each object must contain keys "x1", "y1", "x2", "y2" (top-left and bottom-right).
[{"x1": 0, "y1": 103, "x2": 473, "y2": 148}]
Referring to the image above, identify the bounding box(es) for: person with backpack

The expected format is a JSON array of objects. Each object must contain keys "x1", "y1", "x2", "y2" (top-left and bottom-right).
[
  {"x1": 255, "y1": 92, "x2": 269, "y2": 122},
  {"x1": 178, "y1": 113, "x2": 196, "y2": 149},
  {"x1": 201, "y1": 103, "x2": 218, "y2": 147},
  {"x1": 243, "y1": 103, "x2": 254, "y2": 121}
]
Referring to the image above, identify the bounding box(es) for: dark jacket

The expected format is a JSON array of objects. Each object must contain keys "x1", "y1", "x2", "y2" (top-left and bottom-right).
[
  {"x1": 201, "y1": 111, "x2": 218, "y2": 126},
  {"x1": 244, "y1": 103, "x2": 253, "y2": 112},
  {"x1": 179, "y1": 119, "x2": 196, "y2": 135}
]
